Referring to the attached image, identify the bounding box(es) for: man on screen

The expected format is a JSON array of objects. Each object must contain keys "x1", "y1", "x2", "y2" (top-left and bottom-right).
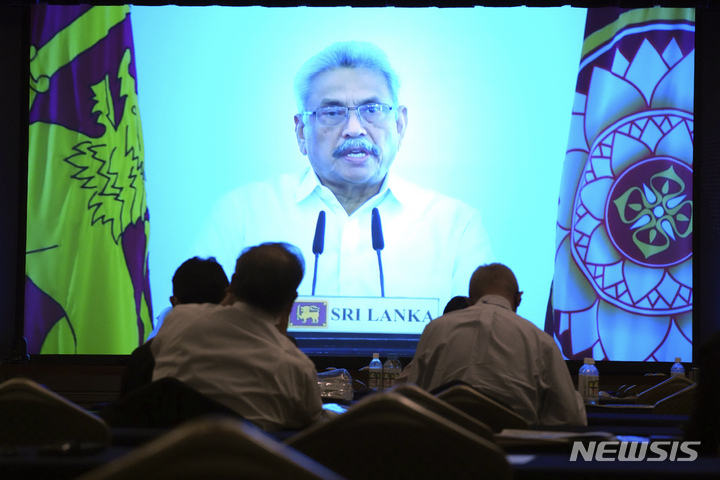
[{"x1": 197, "y1": 41, "x2": 494, "y2": 305}]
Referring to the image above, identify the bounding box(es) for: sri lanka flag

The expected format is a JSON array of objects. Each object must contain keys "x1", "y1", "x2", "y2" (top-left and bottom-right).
[
  {"x1": 549, "y1": 8, "x2": 694, "y2": 362},
  {"x1": 26, "y1": 5, "x2": 152, "y2": 353}
]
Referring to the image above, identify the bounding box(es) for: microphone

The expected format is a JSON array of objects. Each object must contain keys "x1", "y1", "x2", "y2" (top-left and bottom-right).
[
  {"x1": 311, "y1": 211, "x2": 326, "y2": 295},
  {"x1": 371, "y1": 207, "x2": 385, "y2": 297}
]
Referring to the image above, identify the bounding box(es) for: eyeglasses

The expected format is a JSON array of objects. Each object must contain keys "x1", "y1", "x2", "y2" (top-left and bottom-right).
[{"x1": 302, "y1": 103, "x2": 394, "y2": 126}]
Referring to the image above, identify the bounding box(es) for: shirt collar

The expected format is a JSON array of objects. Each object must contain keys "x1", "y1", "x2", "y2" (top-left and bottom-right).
[
  {"x1": 294, "y1": 166, "x2": 413, "y2": 208},
  {"x1": 477, "y1": 294, "x2": 513, "y2": 312},
  {"x1": 294, "y1": 167, "x2": 323, "y2": 204},
  {"x1": 379, "y1": 172, "x2": 415, "y2": 205},
  {"x1": 232, "y1": 300, "x2": 278, "y2": 325}
]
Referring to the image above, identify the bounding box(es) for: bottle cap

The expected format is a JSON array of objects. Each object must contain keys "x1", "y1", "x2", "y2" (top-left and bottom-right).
[
  {"x1": 583, "y1": 357, "x2": 595, "y2": 365},
  {"x1": 675, "y1": 357, "x2": 681, "y2": 363},
  {"x1": 373, "y1": 353, "x2": 380, "y2": 358}
]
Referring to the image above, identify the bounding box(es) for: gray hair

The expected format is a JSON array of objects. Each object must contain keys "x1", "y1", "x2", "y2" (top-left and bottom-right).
[
  {"x1": 294, "y1": 41, "x2": 401, "y2": 113},
  {"x1": 469, "y1": 263, "x2": 519, "y2": 305}
]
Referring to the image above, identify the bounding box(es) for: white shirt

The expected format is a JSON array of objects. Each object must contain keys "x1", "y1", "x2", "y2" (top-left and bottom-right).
[
  {"x1": 195, "y1": 168, "x2": 494, "y2": 307},
  {"x1": 151, "y1": 301, "x2": 323, "y2": 432},
  {"x1": 406, "y1": 295, "x2": 587, "y2": 426}
]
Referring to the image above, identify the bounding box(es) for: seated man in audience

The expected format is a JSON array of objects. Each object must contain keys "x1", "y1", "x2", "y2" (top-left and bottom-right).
[
  {"x1": 443, "y1": 295, "x2": 470, "y2": 314},
  {"x1": 148, "y1": 256, "x2": 230, "y2": 340},
  {"x1": 120, "y1": 256, "x2": 229, "y2": 395},
  {"x1": 151, "y1": 242, "x2": 324, "y2": 432},
  {"x1": 405, "y1": 263, "x2": 586, "y2": 426}
]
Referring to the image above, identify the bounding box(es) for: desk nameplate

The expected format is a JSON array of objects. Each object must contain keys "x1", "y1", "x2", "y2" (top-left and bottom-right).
[{"x1": 288, "y1": 296, "x2": 440, "y2": 335}]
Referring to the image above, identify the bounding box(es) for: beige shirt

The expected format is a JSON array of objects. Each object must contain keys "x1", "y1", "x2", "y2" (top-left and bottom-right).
[
  {"x1": 151, "y1": 301, "x2": 323, "y2": 431},
  {"x1": 406, "y1": 295, "x2": 587, "y2": 426}
]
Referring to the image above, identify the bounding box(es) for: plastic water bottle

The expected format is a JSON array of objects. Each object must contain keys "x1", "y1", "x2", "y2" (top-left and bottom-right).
[
  {"x1": 383, "y1": 355, "x2": 401, "y2": 390},
  {"x1": 392, "y1": 356, "x2": 403, "y2": 377},
  {"x1": 671, "y1": 357, "x2": 685, "y2": 378},
  {"x1": 578, "y1": 357, "x2": 600, "y2": 405},
  {"x1": 368, "y1": 353, "x2": 383, "y2": 391}
]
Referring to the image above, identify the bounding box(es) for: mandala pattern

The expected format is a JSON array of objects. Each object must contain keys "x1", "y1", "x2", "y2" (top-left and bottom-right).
[
  {"x1": 608, "y1": 158, "x2": 692, "y2": 268},
  {"x1": 552, "y1": 8, "x2": 694, "y2": 362},
  {"x1": 572, "y1": 119, "x2": 693, "y2": 316}
]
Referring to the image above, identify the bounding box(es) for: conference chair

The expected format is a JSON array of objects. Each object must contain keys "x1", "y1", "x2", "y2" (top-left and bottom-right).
[
  {"x1": 0, "y1": 377, "x2": 111, "y2": 451},
  {"x1": 75, "y1": 417, "x2": 345, "y2": 480},
  {"x1": 636, "y1": 375, "x2": 694, "y2": 406},
  {"x1": 286, "y1": 392, "x2": 512, "y2": 480},
  {"x1": 653, "y1": 383, "x2": 698, "y2": 415},
  {"x1": 434, "y1": 383, "x2": 530, "y2": 432},
  {"x1": 99, "y1": 376, "x2": 242, "y2": 429},
  {"x1": 386, "y1": 383, "x2": 495, "y2": 442}
]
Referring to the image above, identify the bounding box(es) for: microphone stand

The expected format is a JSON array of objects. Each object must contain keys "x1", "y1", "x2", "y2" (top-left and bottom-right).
[
  {"x1": 311, "y1": 211, "x2": 326, "y2": 296},
  {"x1": 372, "y1": 208, "x2": 386, "y2": 297}
]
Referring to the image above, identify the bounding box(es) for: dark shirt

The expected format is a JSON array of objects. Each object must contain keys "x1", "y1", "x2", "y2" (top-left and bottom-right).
[{"x1": 119, "y1": 340, "x2": 155, "y2": 397}]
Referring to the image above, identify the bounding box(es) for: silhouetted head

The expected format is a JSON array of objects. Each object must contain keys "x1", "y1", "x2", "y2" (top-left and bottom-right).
[
  {"x1": 469, "y1": 263, "x2": 523, "y2": 312},
  {"x1": 443, "y1": 296, "x2": 470, "y2": 314},
  {"x1": 171, "y1": 256, "x2": 229, "y2": 306},
  {"x1": 232, "y1": 243, "x2": 305, "y2": 316}
]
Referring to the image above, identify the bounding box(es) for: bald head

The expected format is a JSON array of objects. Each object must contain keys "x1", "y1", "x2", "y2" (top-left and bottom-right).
[
  {"x1": 469, "y1": 263, "x2": 522, "y2": 312},
  {"x1": 232, "y1": 242, "x2": 305, "y2": 316}
]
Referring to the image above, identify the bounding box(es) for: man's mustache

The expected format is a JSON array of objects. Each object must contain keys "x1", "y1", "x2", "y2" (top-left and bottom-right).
[{"x1": 333, "y1": 138, "x2": 380, "y2": 158}]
